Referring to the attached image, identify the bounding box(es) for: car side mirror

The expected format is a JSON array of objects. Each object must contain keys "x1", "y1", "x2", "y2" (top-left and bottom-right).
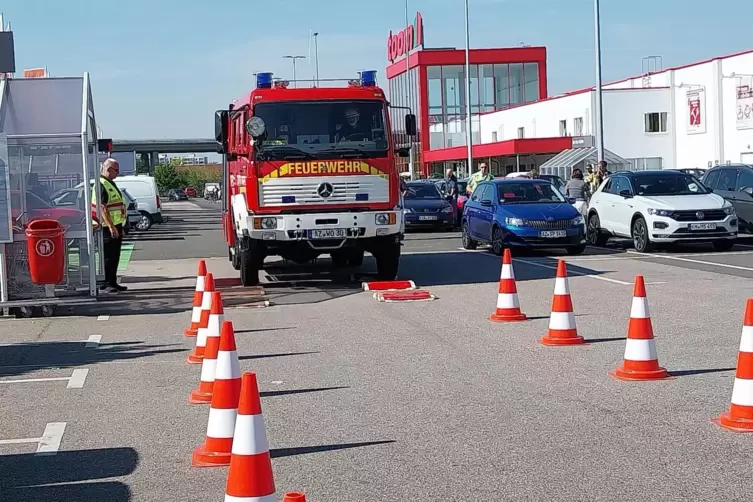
[
  {"x1": 480, "y1": 199, "x2": 494, "y2": 207},
  {"x1": 742, "y1": 186, "x2": 753, "y2": 196},
  {"x1": 396, "y1": 147, "x2": 410, "y2": 157},
  {"x1": 619, "y1": 190, "x2": 633, "y2": 198}
]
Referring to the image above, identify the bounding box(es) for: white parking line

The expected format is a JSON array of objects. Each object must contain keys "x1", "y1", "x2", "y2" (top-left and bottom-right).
[
  {"x1": 626, "y1": 250, "x2": 753, "y2": 272},
  {"x1": 66, "y1": 369, "x2": 89, "y2": 388},
  {"x1": 512, "y1": 258, "x2": 632, "y2": 285},
  {"x1": 0, "y1": 422, "x2": 66, "y2": 455},
  {"x1": 0, "y1": 368, "x2": 89, "y2": 389},
  {"x1": 85, "y1": 335, "x2": 101, "y2": 348}
]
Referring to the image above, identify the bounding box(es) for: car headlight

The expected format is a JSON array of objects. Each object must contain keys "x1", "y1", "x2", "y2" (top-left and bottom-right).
[
  {"x1": 505, "y1": 217, "x2": 525, "y2": 227},
  {"x1": 646, "y1": 208, "x2": 673, "y2": 217},
  {"x1": 572, "y1": 215, "x2": 584, "y2": 226},
  {"x1": 441, "y1": 206, "x2": 453, "y2": 213},
  {"x1": 723, "y1": 204, "x2": 735, "y2": 215},
  {"x1": 403, "y1": 208, "x2": 413, "y2": 214}
]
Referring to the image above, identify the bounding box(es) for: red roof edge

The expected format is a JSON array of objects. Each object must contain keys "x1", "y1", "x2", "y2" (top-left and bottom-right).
[{"x1": 423, "y1": 137, "x2": 573, "y2": 163}]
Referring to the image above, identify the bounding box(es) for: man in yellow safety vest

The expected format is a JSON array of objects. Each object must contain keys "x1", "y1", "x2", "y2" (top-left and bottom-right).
[
  {"x1": 92, "y1": 158, "x2": 127, "y2": 293},
  {"x1": 466, "y1": 162, "x2": 494, "y2": 195}
]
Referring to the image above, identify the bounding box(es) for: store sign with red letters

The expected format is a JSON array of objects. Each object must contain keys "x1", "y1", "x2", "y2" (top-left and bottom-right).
[{"x1": 387, "y1": 12, "x2": 424, "y2": 63}]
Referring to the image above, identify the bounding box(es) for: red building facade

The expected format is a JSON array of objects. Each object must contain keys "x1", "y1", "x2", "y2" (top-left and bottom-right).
[{"x1": 385, "y1": 12, "x2": 548, "y2": 177}]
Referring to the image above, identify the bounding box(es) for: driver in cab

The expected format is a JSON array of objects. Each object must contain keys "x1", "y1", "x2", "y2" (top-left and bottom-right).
[{"x1": 336, "y1": 108, "x2": 370, "y2": 142}]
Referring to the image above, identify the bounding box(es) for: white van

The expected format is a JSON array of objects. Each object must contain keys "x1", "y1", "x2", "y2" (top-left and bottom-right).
[{"x1": 114, "y1": 176, "x2": 163, "y2": 229}]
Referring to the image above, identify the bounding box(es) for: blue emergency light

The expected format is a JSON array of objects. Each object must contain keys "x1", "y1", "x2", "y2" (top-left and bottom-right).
[
  {"x1": 360, "y1": 70, "x2": 377, "y2": 87},
  {"x1": 256, "y1": 72, "x2": 274, "y2": 89}
]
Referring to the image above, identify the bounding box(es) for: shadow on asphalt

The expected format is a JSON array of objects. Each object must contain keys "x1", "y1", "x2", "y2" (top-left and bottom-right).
[
  {"x1": 261, "y1": 386, "x2": 349, "y2": 398},
  {"x1": 668, "y1": 367, "x2": 736, "y2": 377},
  {"x1": 0, "y1": 447, "x2": 137, "y2": 501},
  {"x1": 270, "y1": 440, "x2": 395, "y2": 459},
  {"x1": 402, "y1": 251, "x2": 610, "y2": 287},
  {"x1": 120, "y1": 275, "x2": 195, "y2": 284},
  {"x1": 0, "y1": 340, "x2": 185, "y2": 378},
  {"x1": 238, "y1": 351, "x2": 319, "y2": 361}
]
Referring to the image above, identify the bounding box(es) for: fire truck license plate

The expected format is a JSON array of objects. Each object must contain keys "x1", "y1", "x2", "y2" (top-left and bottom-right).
[{"x1": 309, "y1": 229, "x2": 347, "y2": 239}]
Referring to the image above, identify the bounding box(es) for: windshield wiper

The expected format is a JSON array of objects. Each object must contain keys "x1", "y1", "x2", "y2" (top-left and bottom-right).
[
  {"x1": 258, "y1": 144, "x2": 315, "y2": 160},
  {"x1": 318, "y1": 146, "x2": 371, "y2": 159}
]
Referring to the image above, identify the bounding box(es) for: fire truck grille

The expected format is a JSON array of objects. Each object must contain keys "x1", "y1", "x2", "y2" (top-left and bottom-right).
[{"x1": 260, "y1": 177, "x2": 390, "y2": 206}]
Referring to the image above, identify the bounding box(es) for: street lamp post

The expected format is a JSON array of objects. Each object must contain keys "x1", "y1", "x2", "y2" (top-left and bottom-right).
[
  {"x1": 283, "y1": 55, "x2": 306, "y2": 87},
  {"x1": 313, "y1": 33, "x2": 320, "y2": 86},
  {"x1": 464, "y1": 0, "x2": 473, "y2": 176},
  {"x1": 593, "y1": 0, "x2": 605, "y2": 163}
]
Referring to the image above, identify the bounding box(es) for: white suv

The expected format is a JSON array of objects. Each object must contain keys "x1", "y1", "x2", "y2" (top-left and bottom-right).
[{"x1": 586, "y1": 170, "x2": 737, "y2": 252}]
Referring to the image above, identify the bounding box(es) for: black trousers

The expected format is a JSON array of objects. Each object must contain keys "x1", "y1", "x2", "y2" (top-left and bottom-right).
[{"x1": 103, "y1": 224, "x2": 124, "y2": 287}]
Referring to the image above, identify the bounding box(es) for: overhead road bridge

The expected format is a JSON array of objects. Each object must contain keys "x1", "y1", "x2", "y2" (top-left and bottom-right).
[
  {"x1": 110, "y1": 139, "x2": 218, "y2": 174},
  {"x1": 111, "y1": 139, "x2": 217, "y2": 154}
]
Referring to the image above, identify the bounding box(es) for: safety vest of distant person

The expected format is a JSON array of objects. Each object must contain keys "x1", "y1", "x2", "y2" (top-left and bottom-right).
[
  {"x1": 467, "y1": 170, "x2": 494, "y2": 193},
  {"x1": 91, "y1": 176, "x2": 126, "y2": 227}
]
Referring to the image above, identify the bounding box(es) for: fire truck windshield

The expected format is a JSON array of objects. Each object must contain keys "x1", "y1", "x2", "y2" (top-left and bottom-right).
[{"x1": 253, "y1": 100, "x2": 389, "y2": 160}]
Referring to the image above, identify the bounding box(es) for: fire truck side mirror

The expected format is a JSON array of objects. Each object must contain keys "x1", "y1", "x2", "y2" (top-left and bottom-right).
[
  {"x1": 215, "y1": 110, "x2": 229, "y2": 154},
  {"x1": 97, "y1": 138, "x2": 113, "y2": 153},
  {"x1": 405, "y1": 114, "x2": 417, "y2": 136}
]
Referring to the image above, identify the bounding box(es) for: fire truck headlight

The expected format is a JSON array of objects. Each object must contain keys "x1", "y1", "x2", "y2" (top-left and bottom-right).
[
  {"x1": 375, "y1": 213, "x2": 396, "y2": 225},
  {"x1": 254, "y1": 217, "x2": 278, "y2": 230}
]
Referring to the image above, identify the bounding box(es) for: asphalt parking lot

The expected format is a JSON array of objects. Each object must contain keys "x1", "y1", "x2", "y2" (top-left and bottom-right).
[{"x1": 1, "y1": 199, "x2": 752, "y2": 501}]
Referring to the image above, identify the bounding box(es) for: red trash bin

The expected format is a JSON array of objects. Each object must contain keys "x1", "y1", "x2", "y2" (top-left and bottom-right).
[{"x1": 25, "y1": 219, "x2": 65, "y2": 285}]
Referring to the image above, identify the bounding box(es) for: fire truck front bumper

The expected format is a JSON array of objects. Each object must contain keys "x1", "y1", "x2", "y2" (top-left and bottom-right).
[{"x1": 244, "y1": 211, "x2": 403, "y2": 242}]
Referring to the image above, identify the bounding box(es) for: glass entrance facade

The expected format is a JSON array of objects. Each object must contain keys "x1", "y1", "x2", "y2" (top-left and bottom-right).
[{"x1": 386, "y1": 47, "x2": 547, "y2": 177}]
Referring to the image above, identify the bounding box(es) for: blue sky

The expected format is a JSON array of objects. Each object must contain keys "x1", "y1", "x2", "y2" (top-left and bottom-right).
[{"x1": 4, "y1": 0, "x2": 748, "y2": 139}]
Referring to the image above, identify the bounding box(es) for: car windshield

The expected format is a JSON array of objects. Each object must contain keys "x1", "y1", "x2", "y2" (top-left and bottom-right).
[
  {"x1": 253, "y1": 100, "x2": 388, "y2": 160},
  {"x1": 633, "y1": 174, "x2": 708, "y2": 196},
  {"x1": 405, "y1": 184, "x2": 441, "y2": 199},
  {"x1": 497, "y1": 182, "x2": 565, "y2": 203}
]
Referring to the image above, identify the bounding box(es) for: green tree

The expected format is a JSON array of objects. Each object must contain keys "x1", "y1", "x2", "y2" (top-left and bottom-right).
[
  {"x1": 154, "y1": 163, "x2": 185, "y2": 194},
  {"x1": 135, "y1": 155, "x2": 150, "y2": 175}
]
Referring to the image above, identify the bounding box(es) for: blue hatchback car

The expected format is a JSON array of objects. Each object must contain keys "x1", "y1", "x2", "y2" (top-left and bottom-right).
[{"x1": 462, "y1": 179, "x2": 587, "y2": 255}]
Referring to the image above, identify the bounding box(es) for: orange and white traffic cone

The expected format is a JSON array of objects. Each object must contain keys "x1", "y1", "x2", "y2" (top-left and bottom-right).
[
  {"x1": 541, "y1": 260, "x2": 584, "y2": 346},
  {"x1": 714, "y1": 298, "x2": 753, "y2": 432},
  {"x1": 192, "y1": 320, "x2": 242, "y2": 467},
  {"x1": 224, "y1": 371, "x2": 276, "y2": 502},
  {"x1": 188, "y1": 287, "x2": 222, "y2": 364},
  {"x1": 611, "y1": 275, "x2": 669, "y2": 381},
  {"x1": 187, "y1": 273, "x2": 215, "y2": 364},
  {"x1": 184, "y1": 260, "x2": 208, "y2": 337},
  {"x1": 189, "y1": 292, "x2": 224, "y2": 404},
  {"x1": 283, "y1": 493, "x2": 307, "y2": 502},
  {"x1": 489, "y1": 248, "x2": 527, "y2": 322}
]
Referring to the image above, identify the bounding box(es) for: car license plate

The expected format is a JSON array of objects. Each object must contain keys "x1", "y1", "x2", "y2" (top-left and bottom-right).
[
  {"x1": 418, "y1": 215, "x2": 437, "y2": 221},
  {"x1": 689, "y1": 223, "x2": 717, "y2": 230},
  {"x1": 309, "y1": 229, "x2": 347, "y2": 239},
  {"x1": 540, "y1": 230, "x2": 567, "y2": 238}
]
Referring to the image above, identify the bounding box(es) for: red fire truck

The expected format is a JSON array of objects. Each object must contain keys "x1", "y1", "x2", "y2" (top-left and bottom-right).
[{"x1": 214, "y1": 70, "x2": 416, "y2": 286}]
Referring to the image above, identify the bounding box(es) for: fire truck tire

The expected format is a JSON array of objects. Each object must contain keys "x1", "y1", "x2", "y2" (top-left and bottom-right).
[
  {"x1": 240, "y1": 248, "x2": 262, "y2": 286},
  {"x1": 231, "y1": 243, "x2": 241, "y2": 270},
  {"x1": 374, "y1": 244, "x2": 400, "y2": 280}
]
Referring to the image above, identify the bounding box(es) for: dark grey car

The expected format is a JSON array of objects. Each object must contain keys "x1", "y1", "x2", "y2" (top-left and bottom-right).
[{"x1": 701, "y1": 164, "x2": 753, "y2": 232}]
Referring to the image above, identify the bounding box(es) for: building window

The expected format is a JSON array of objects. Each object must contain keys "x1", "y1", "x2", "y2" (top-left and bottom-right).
[
  {"x1": 517, "y1": 127, "x2": 525, "y2": 139},
  {"x1": 493, "y1": 64, "x2": 509, "y2": 109},
  {"x1": 559, "y1": 120, "x2": 568, "y2": 137},
  {"x1": 491, "y1": 131, "x2": 498, "y2": 142},
  {"x1": 644, "y1": 112, "x2": 668, "y2": 133},
  {"x1": 479, "y1": 64, "x2": 495, "y2": 112},
  {"x1": 574, "y1": 117, "x2": 584, "y2": 136},
  {"x1": 509, "y1": 63, "x2": 524, "y2": 106},
  {"x1": 523, "y1": 63, "x2": 539, "y2": 102}
]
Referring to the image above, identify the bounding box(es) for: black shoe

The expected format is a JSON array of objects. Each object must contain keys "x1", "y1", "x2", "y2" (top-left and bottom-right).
[{"x1": 112, "y1": 284, "x2": 128, "y2": 292}]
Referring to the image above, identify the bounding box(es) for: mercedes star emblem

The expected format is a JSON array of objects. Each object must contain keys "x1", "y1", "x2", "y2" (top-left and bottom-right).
[
  {"x1": 696, "y1": 211, "x2": 705, "y2": 220},
  {"x1": 547, "y1": 216, "x2": 554, "y2": 221},
  {"x1": 317, "y1": 182, "x2": 334, "y2": 198}
]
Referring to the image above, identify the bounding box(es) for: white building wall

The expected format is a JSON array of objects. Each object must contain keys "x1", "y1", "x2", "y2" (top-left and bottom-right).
[
  {"x1": 601, "y1": 89, "x2": 673, "y2": 167},
  {"x1": 477, "y1": 92, "x2": 593, "y2": 143}
]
